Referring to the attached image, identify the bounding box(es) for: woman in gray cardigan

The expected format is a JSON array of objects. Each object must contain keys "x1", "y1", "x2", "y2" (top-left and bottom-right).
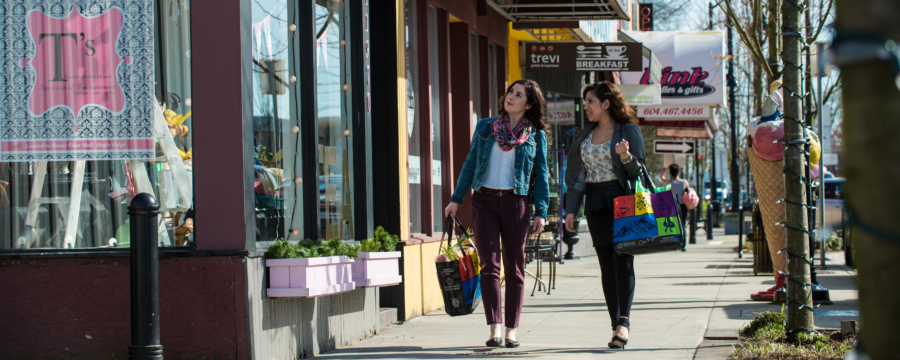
[{"x1": 563, "y1": 81, "x2": 645, "y2": 349}]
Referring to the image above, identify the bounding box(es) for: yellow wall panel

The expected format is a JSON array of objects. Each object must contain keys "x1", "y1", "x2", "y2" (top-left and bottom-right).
[
  {"x1": 401, "y1": 243, "x2": 423, "y2": 320},
  {"x1": 420, "y1": 241, "x2": 444, "y2": 314},
  {"x1": 395, "y1": 0, "x2": 410, "y2": 241}
]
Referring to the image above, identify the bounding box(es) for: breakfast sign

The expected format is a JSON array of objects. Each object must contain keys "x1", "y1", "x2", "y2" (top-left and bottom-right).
[
  {"x1": 524, "y1": 43, "x2": 643, "y2": 72},
  {"x1": 0, "y1": 2, "x2": 156, "y2": 162}
]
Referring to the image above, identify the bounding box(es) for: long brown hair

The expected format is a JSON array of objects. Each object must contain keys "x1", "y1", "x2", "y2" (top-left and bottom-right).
[
  {"x1": 498, "y1": 79, "x2": 548, "y2": 131},
  {"x1": 581, "y1": 81, "x2": 636, "y2": 124}
]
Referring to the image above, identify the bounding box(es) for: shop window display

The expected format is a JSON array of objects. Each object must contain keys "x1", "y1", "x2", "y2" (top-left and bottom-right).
[
  {"x1": 251, "y1": 0, "x2": 354, "y2": 243},
  {"x1": 428, "y1": 5, "x2": 443, "y2": 233},
  {"x1": 251, "y1": 0, "x2": 296, "y2": 242},
  {"x1": 406, "y1": 0, "x2": 422, "y2": 234},
  {"x1": 0, "y1": 0, "x2": 194, "y2": 250},
  {"x1": 315, "y1": 0, "x2": 354, "y2": 241}
]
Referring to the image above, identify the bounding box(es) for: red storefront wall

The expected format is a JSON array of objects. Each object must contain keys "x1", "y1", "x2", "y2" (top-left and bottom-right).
[{"x1": 0, "y1": 255, "x2": 248, "y2": 359}]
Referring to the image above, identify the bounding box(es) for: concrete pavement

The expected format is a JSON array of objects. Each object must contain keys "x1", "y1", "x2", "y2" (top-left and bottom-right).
[{"x1": 318, "y1": 231, "x2": 859, "y2": 359}]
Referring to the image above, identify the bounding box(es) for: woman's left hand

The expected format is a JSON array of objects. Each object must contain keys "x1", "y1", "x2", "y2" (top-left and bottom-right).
[
  {"x1": 531, "y1": 216, "x2": 546, "y2": 235},
  {"x1": 615, "y1": 139, "x2": 631, "y2": 159}
]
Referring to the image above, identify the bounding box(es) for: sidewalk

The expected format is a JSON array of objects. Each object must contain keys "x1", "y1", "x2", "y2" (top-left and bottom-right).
[{"x1": 318, "y1": 230, "x2": 859, "y2": 359}]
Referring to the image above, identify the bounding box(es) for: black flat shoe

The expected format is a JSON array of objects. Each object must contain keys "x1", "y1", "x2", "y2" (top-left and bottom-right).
[
  {"x1": 486, "y1": 338, "x2": 503, "y2": 347},
  {"x1": 607, "y1": 342, "x2": 623, "y2": 349},
  {"x1": 505, "y1": 339, "x2": 520, "y2": 348}
]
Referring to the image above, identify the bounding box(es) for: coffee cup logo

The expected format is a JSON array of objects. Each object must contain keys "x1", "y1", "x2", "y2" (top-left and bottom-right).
[{"x1": 605, "y1": 45, "x2": 627, "y2": 59}]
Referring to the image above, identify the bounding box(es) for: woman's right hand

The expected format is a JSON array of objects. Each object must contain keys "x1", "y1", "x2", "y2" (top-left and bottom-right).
[
  {"x1": 565, "y1": 213, "x2": 576, "y2": 233},
  {"x1": 445, "y1": 202, "x2": 460, "y2": 219}
]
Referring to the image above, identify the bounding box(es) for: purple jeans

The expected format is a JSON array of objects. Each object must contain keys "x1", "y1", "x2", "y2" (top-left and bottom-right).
[{"x1": 471, "y1": 190, "x2": 530, "y2": 328}]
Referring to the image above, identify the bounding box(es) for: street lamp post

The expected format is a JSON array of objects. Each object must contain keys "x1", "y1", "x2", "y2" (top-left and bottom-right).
[{"x1": 728, "y1": 19, "x2": 740, "y2": 213}]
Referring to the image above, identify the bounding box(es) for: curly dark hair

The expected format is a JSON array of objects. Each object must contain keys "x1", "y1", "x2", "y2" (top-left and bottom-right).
[
  {"x1": 581, "y1": 81, "x2": 636, "y2": 125},
  {"x1": 498, "y1": 79, "x2": 548, "y2": 131}
]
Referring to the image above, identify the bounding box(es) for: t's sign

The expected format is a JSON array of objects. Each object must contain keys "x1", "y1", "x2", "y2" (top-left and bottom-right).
[{"x1": 639, "y1": 4, "x2": 653, "y2": 31}]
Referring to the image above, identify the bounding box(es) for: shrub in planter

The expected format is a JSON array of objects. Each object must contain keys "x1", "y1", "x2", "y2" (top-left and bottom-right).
[
  {"x1": 265, "y1": 238, "x2": 357, "y2": 298},
  {"x1": 352, "y1": 226, "x2": 403, "y2": 287}
]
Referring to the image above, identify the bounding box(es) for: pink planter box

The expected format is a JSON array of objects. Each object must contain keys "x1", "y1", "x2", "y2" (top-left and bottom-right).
[
  {"x1": 266, "y1": 256, "x2": 355, "y2": 298},
  {"x1": 351, "y1": 251, "x2": 403, "y2": 287}
]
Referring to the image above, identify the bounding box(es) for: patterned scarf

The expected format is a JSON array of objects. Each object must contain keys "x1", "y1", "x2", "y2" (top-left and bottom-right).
[{"x1": 492, "y1": 113, "x2": 533, "y2": 151}]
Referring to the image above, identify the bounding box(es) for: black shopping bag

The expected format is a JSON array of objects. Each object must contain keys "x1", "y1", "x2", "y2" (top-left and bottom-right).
[{"x1": 435, "y1": 216, "x2": 481, "y2": 316}]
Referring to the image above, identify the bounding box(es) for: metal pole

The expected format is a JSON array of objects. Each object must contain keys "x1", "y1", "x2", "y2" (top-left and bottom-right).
[
  {"x1": 708, "y1": 2, "x2": 720, "y2": 227},
  {"x1": 129, "y1": 193, "x2": 163, "y2": 359},
  {"x1": 728, "y1": 19, "x2": 740, "y2": 213},
  {"x1": 817, "y1": 42, "x2": 827, "y2": 270},
  {"x1": 690, "y1": 140, "x2": 698, "y2": 244}
]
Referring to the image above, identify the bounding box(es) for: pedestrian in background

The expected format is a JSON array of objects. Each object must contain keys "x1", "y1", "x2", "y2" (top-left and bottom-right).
[
  {"x1": 445, "y1": 79, "x2": 550, "y2": 349},
  {"x1": 660, "y1": 163, "x2": 691, "y2": 219},
  {"x1": 564, "y1": 81, "x2": 645, "y2": 349}
]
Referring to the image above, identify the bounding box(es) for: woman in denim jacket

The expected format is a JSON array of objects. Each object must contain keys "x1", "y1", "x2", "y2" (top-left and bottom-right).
[
  {"x1": 563, "y1": 81, "x2": 645, "y2": 349},
  {"x1": 445, "y1": 79, "x2": 550, "y2": 349}
]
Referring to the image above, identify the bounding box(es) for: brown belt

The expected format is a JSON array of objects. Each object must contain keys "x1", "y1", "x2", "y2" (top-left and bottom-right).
[{"x1": 476, "y1": 187, "x2": 516, "y2": 196}]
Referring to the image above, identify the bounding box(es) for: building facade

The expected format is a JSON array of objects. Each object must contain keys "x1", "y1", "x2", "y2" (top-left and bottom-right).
[{"x1": 0, "y1": 0, "x2": 632, "y2": 358}]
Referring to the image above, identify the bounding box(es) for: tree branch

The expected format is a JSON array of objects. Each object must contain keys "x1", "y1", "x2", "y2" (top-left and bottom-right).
[
  {"x1": 808, "y1": 0, "x2": 834, "y2": 44},
  {"x1": 722, "y1": 0, "x2": 774, "y2": 80}
]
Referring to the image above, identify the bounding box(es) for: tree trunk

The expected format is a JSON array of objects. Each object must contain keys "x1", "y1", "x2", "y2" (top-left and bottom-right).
[
  {"x1": 782, "y1": 0, "x2": 814, "y2": 334},
  {"x1": 836, "y1": 0, "x2": 900, "y2": 358}
]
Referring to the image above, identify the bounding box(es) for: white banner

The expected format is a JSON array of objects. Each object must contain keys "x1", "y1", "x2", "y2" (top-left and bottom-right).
[
  {"x1": 637, "y1": 105, "x2": 710, "y2": 120},
  {"x1": 1, "y1": 2, "x2": 156, "y2": 162},
  {"x1": 619, "y1": 84, "x2": 662, "y2": 105},
  {"x1": 620, "y1": 31, "x2": 726, "y2": 108}
]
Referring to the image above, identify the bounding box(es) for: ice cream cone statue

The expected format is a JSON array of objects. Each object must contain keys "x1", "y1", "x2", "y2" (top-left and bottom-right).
[{"x1": 745, "y1": 81, "x2": 822, "y2": 301}]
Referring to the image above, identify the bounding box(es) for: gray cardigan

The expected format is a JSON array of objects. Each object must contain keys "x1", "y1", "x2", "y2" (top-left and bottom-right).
[{"x1": 564, "y1": 121, "x2": 646, "y2": 216}]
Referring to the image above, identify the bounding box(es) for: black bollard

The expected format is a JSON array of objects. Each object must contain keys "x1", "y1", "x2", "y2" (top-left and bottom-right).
[
  {"x1": 129, "y1": 193, "x2": 163, "y2": 359},
  {"x1": 689, "y1": 208, "x2": 697, "y2": 244},
  {"x1": 706, "y1": 203, "x2": 714, "y2": 240}
]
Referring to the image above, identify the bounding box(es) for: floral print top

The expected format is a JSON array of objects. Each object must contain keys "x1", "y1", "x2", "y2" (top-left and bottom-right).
[{"x1": 581, "y1": 131, "x2": 618, "y2": 183}]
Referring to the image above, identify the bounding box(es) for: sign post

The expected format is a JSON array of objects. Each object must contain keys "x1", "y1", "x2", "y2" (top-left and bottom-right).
[{"x1": 654, "y1": 140, "x2": 695, "y2": 154}]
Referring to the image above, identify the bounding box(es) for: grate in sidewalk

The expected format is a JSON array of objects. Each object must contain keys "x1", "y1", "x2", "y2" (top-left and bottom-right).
[
  {"x1": 456, "y1": 351, "x2": 532, "y2": 356},
  {"x1": 727, "y1": 270, "x2": 833, "y2": 275},
  {"x1": 741, "y1": 309, "x2": 858, "y2": 317},
  {"x1": 672, "y1": 282, "x2": 746, "y2": 285},
  {"x1": 706, "y1": 264, "x2": 753, "y2": 269}
]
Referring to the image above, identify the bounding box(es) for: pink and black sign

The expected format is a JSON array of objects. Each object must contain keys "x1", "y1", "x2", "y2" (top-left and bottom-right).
[{"x1": 1, "y1": 3, "x2": 155, "y2": 162}]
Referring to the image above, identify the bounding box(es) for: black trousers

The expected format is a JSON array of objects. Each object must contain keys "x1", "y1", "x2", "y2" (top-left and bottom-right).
[{"x1": 587, "y1": 208, "x2": 636, "y2": 331}]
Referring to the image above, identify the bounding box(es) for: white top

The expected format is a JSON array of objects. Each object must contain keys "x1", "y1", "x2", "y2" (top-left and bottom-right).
[
  {"x1": 481, "y1": 141, "x2": 516, "y2": 190},
  {"x1": 581, "y1": 131, "x2": 618, "y2": 182}
]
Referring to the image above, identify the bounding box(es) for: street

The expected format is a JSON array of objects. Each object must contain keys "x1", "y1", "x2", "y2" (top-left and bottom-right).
[{"x1": 319, "y1": 231, "x2": 858, "y2": 359}]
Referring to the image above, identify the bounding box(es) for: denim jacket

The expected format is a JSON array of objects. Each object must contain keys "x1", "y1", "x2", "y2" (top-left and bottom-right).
[
  {"x1": 563, "y1": 122, "x2": 646, "y2": 216},
  {"x1": 450, "y1": 117, "x2": 551, "y2": 219}
]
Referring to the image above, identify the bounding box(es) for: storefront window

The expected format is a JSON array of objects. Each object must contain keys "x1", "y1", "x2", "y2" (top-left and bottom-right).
[
  {"x1": 489, "y1": 44, "x2": 498, "y2": 117},
  {"x1": 0, "y1": 1, "x2": 194, "y2": 250},
  {"x1": 405, "y1": 0, "x2": 422, "y2": 234},
  {"x1": 251, "y1": 0, "x2": 296, "y2": 242},
  {"x1": 470, "y1": 34, "x2": 481, "y2": 126},
  {"x1": 315, "y1": 0, "x2": 354, "y2": 240},
  {"x1": 428, "y1": 6, "x2": 443, "y2": 233}
]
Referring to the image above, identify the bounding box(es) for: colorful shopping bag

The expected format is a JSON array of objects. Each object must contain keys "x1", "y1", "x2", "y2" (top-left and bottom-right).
[
  {"x1": 435, "y1": 216, "x2": 482, "y2": 316},
  {"x1": 612, "y1": 164, "x2": 686, "y2": 255}
]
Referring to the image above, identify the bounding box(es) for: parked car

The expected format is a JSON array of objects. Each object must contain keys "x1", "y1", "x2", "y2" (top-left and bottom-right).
[
  {"x1": 703, "y1": 181, "x2": 728, "y2": 202},
  {"x1": 814, "y1": 177, "x2": 845, "y2": 239}
]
